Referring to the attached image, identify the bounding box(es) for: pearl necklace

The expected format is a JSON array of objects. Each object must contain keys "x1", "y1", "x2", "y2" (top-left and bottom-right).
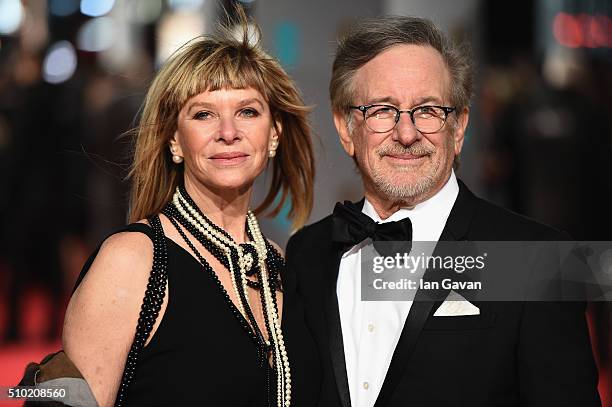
[{"x1": 171, "y1": 187, "x2": 291, "y2": 407}]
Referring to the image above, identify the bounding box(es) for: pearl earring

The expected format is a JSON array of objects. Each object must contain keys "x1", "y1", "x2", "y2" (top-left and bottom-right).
[
  {"x1": 170, "y1": 145, "x2": 183, "y2": 164},
  {"x1": 268, "y1": 137, "x2": 278, "y2": 158}
]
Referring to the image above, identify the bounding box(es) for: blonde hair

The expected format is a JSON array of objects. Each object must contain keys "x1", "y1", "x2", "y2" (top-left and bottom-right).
[{"x1": 128, "y1": 18, "x2": 314, "y2": 229}]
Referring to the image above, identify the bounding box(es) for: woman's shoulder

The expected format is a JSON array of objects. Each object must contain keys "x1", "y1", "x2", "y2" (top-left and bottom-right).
[
  {"x1": 62, "y1": 220, "x2": 158, "y2": 406},
  {"x1": 94, "y1": 221, "x2": 154, "y2": 270},
  {"x1": 68, "y1": 220, "x2": 155, "y2": 314}
]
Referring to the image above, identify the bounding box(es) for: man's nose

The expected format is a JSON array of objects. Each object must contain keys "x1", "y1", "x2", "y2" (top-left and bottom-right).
[
  {"x1": 392, "y1": 112, "x2": 421, "y2": 145},
  {"x1": 216, "y1": 117, "x2": 241, "y2": 144}
]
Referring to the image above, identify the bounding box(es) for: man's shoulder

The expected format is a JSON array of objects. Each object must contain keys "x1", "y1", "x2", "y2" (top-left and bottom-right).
[
  {"x1": 468, "y1": 193, "x2": 568, "y2": 241},
  {"x1": 289, "y1": 214, "x2": 334, "y2": 246}
]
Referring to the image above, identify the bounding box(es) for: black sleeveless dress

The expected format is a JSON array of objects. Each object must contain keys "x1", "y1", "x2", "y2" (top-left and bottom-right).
[{"x1": 74, "y1": 222, "x2": 321, "y2": 406}]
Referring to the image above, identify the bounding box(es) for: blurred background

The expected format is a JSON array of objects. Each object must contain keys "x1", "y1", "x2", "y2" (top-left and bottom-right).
[{"x1": 0, "y1": 0, "x2": 610, "y2": 405}]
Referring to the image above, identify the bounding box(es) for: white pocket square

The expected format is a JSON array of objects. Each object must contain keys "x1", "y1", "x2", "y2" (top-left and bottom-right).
[{"x1": 433, "y1": 291, "x2": 480, "y2": 316}]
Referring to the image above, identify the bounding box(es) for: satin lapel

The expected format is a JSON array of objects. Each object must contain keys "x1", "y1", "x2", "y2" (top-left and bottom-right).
[
  {"x1": 373, "y1": 180, "x2": 478, "y2": 407},
  {"x1": 326, "y1": 243, "x2": 352, "y2": 407},
  {"x1": 325, "y1": 197, "x2": 364, "y2": 407}
]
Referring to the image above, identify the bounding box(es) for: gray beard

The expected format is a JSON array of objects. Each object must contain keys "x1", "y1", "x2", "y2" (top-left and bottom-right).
[
  {"x1": 370, "y1": 166, "x2": 438, "y2": 200},
  {"x1": 369, "y1": 141, "x2": 439, "y2": 200}
]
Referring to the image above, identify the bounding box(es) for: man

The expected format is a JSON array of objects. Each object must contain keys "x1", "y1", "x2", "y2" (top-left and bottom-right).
[{"x1": 285, "y1": 16, "x2": 600, "y2": 407}]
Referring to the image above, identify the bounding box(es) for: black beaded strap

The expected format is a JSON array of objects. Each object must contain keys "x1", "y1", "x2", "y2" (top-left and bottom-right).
[{"x1": 114, "y1": 215, "x2": 168, "y2": 407}]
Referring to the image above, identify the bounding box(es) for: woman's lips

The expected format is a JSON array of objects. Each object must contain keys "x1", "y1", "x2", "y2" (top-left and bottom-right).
[{"x1": 210, "y1": 152, "x2": 249, "y2": 165}]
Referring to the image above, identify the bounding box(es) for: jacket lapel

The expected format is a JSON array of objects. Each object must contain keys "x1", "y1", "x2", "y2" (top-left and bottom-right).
[
  {"x1": 326, "y1": 198, "x2": 365, "y2": 407},
  {"x1": 373, "y1": 179, "x2": 478, "y2": 407}
]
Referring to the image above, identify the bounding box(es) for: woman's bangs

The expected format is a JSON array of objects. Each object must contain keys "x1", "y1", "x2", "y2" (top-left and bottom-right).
[{"x1": 181, "y1": 52, "x2": 268, "y2": 105}]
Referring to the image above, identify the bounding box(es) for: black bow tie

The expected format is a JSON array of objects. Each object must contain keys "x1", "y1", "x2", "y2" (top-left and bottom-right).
[{"x1": 332, "y1": 201, "x2": 412, "y2": 256}]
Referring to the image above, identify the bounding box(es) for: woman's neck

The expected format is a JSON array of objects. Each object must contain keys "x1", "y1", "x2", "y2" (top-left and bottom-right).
[{"x1": 183, "y1": 177, "x2": 252, "y2": 243}]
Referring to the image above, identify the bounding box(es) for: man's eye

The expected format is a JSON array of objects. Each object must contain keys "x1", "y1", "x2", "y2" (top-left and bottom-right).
[
  {"x1": 368, "y1": 106, "x2": 396, "y2": 119},
  {"x1": 193, "y1": 111, "x2": 213, "y2": 120},
  {"x1": 415, "y1": 106, "x2": 440, "y2": 118},
  {"x1": 240, "y1": 108, "x2": 260, "y2": 118}
]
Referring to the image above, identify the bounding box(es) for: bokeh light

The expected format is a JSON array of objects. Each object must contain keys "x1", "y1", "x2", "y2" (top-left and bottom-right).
[
  {"x1": 43, "y1": 41, "x2": 78, "y2": 84},
  {"x1": 77, "y1": 16, "x2": 116, "y2": 52},
  {"x1": 0, "y1": 0, "x2": 24, "y2": 35},
  {"x1": 553, "y1": 12, "x2": 583, "y2": 48},
  {"x1": 157, "y1": 12, "x2": 205, "y2": 65},
  {"x1": 553, "y1": 12, "x2": 612, "y2": 49},
  {"x1": 80, "y1": 0, "x2": 116, "y2": 17}
]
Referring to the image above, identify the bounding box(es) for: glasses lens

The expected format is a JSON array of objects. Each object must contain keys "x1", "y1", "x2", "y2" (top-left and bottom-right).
[
  {"x1": 413, "y1": 106, "x2": 446, "y2": 133},
  {"x1": 365, "y1": 106, "x2": 397, "y2": 133}
]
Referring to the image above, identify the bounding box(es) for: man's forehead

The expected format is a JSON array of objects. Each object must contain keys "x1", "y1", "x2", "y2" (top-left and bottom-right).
[{"x1": 352, "y1": 44, "x2": 450, "y2": 105}]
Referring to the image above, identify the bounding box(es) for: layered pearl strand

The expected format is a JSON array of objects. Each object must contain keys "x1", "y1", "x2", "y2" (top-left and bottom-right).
[
  {"x1": 247, "y1": 214, "x2": 291, "y2": 407},
  {"x1": 170, "y1": 187, "x2": 291, "y2": 407}
]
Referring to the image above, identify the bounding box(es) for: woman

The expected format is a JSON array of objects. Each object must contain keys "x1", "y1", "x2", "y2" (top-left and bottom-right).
[{"x1": 62, "y1": 16, "x2": 319, "y2": 407}]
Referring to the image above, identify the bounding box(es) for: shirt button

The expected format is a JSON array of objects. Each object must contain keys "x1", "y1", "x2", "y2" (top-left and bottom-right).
[
  {"x1": 363, "y1": 381, "x2": 370, "y2": 390},
  {"x1": 368, "y1": 324, "x2": 375, "y2": 332}
]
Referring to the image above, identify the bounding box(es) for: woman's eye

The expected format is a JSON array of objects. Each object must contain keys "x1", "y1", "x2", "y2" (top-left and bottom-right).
[
  {"x1": 240, "y1": 108, "x2": 260, "y2": 118},
  {"x1": 193, "y1": 111, "x2": 213, "y2": 120}
]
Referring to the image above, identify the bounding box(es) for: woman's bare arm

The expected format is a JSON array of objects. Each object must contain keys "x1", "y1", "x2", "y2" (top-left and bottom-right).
[{"x1": 62, "y1": 231, "x2": 154, "y2": 407}]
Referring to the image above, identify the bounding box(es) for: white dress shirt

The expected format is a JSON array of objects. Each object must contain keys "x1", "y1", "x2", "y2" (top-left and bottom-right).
[{"x1": 336, "y1": 171, "x2": 459, "y2": 407}]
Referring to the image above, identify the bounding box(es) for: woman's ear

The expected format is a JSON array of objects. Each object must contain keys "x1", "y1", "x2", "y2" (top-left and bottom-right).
[
  {"x1": 169, "y1": 131, "x2": 184, "y2": 163},
  {"x1": 268, "y1": 121, "x2": 280, "y2": 158},
  {"x1": 273, "y1": 117, "x2": 283, "y2": 140}
]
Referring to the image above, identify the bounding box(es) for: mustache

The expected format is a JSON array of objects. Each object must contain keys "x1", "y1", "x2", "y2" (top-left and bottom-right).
[{"x1": 377, "y1": 142, "x2": 435, "y2": 158}]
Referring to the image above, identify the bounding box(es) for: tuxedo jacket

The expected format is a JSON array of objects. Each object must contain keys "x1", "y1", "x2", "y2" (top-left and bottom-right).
[{"x1": 284, "y1": 179, "x2": 601, "y2": 407}]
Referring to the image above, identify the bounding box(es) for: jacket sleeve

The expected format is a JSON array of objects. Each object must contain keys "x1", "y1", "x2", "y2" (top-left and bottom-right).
[
  {"x1": 284, "y1": 229, "x2": 306, "y2": 298},
  {"x1": 517, "y1": 300, "x2": 601, "y2": 406}
]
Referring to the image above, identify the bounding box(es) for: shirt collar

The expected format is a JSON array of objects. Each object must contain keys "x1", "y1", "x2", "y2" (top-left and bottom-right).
[{"x1": 340, "y1": 171, "x2": 459, "y2": 258}]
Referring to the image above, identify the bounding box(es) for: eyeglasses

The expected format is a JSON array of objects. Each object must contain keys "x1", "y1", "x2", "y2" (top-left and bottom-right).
[{"x1": 349, "y1": 104, "x2": 456, "y2": 134}]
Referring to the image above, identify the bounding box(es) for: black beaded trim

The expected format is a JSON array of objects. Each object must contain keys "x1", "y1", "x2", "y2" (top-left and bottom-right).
[
  {"x1": 114, "y1": 215, "x2": 168, "y2": 407},
  {"x1": 263, "y1": 238, "x2": 284, "y2": 293}
]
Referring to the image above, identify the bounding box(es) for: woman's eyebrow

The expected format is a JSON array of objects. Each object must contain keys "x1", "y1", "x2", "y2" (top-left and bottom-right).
[
  {"x1": 237, "y1": 98, "x2": 265, "y2": 109},
  {"x1": 186, "y1": 101, "x2": 214, "y2": 114}
]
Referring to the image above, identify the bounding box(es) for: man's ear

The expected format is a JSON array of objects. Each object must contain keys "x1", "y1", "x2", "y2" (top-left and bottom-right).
[
  {"x1": 333, "y1": 111, "x2": 355, "y2": 157},
  {"x1": 453, "y1": 108, "x2": 469, "y2": 156}
]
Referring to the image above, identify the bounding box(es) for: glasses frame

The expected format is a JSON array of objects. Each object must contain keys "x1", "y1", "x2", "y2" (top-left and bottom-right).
[{"x1": 349, "y1": 104, "x2": 456, "y2": 134}]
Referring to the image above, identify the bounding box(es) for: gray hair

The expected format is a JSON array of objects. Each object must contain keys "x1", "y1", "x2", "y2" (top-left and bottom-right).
[{"x1": 329, "y1": 16, "x2": 473, "y2": 115}]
